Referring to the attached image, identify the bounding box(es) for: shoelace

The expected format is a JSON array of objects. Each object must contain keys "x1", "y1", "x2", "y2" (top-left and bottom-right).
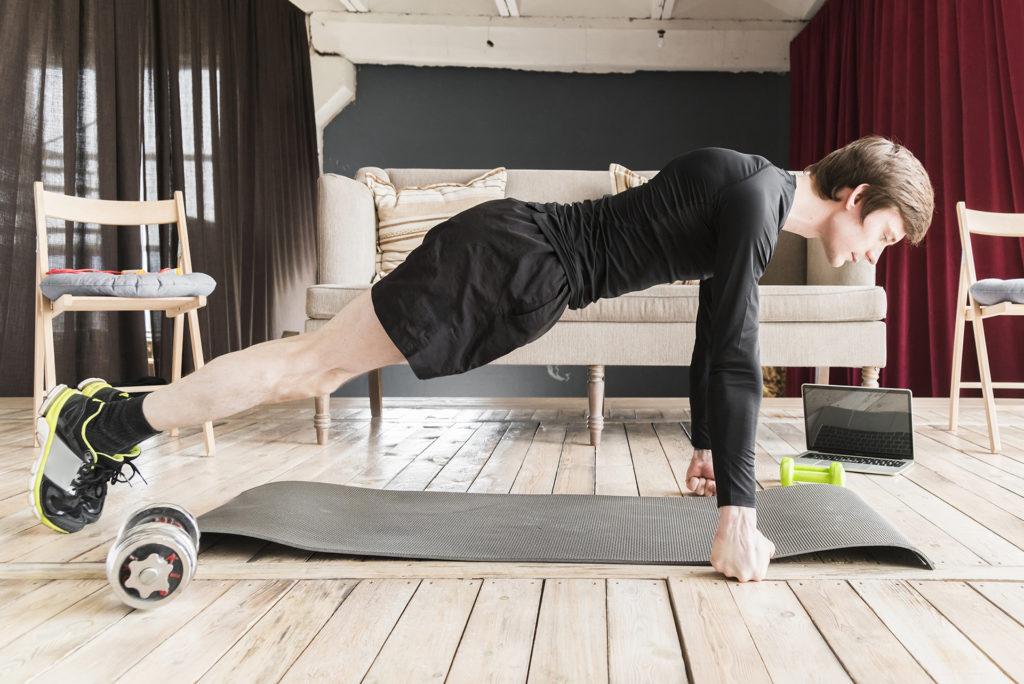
[{"x1": 74, "y1": 458, "x2": 147, "y2": 501}]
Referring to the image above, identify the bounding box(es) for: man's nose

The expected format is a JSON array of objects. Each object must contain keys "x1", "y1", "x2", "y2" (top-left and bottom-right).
[{"x1": 867, "y1": 245, "x2": 884, "y2": 265}]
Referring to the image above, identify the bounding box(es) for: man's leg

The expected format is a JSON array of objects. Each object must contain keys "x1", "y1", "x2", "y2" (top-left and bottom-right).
[
  {"x1": 142, "y1": 289, "x2": 406, "y2": 430},
  {"x1": 30, "y1": 289, "x2": 407, "y2": 533}
]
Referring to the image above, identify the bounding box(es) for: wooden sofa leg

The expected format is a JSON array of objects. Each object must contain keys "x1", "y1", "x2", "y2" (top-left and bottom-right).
[
  {"x1": 368, "y1": 368, "x2": 383, "y2": 418},
  {"x1": 861, "y1": 366, "x2": 880, "y2": 388},
  {"x1": 588, "y1": 365, "x2": 605, "y2": 447},
  {"x1": 314, "y1": 394, "x2": 330, "y2": 445}
]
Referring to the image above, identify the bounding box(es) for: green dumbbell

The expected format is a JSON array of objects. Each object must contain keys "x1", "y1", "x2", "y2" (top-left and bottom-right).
[{"x1": 780, "y1": 457, "x2": 846, "y2": 487}]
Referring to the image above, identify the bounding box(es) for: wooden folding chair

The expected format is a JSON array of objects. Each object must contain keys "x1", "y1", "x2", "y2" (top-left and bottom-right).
[
  {"x1": 948, "y1": 201, "x2": 1024, "y2": 453},
  {"x1": 33, "y1": 182, "x2": 216, "y2": 456}
]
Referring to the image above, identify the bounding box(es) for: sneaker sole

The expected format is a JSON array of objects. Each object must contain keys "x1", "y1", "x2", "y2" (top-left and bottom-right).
[
  {"x1": 28, "y1": 384, "x2": 76, "y2": 534},
  {"x1": 77, "y1": 377, "x2": 108, "y2": 398}
]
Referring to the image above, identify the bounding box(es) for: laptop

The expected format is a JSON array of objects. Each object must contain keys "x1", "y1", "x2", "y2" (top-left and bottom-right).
[{"x1": 794, "y1": 384, "x2": 914, "y2": 475}]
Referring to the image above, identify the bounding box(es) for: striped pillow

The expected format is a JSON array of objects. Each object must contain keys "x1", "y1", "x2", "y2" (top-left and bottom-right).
[
  {"x1": 365, "y1": 168, "x2": 507, "y2": 282},
  {"x1": 609, "y1": 162, "x2": 650, "y2": 194},
  {"x1": 609, "y1": 163, "x2": 698, "y2": 286}
]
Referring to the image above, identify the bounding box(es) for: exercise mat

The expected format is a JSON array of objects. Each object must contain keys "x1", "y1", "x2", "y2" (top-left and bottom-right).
[{"x1": 198, "y1": 481, "x2": 933, "y2": 569}]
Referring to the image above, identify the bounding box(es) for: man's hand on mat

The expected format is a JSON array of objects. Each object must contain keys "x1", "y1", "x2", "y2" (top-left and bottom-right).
[
  {"x1": 711, "y1": 506, "x2": 776, "y2": 582},
  {"x1": 686, "y1": 449, "x2": 716, "y2": 496}
]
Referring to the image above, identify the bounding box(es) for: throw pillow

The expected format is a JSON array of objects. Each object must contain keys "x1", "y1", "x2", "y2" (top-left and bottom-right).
[
  {"x1": 365, "y1": 168, "x2": 507, "y2": 282},
  {"x1": 609, "y1": 162, "x2": 650, "y2": 194}
]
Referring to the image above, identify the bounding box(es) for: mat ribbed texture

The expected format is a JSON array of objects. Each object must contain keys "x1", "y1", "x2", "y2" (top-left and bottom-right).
[{"x1": 197, "y1": 481, "x2": 933, "y2": 568}]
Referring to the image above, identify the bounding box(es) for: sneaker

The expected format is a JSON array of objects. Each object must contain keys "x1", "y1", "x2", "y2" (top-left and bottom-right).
[
  {"x1": 29, "y1": 385, "x2": 143, "y2": 534},
  {"x1": 78, "y1": 377, "x2": 130, "y2": 403}
]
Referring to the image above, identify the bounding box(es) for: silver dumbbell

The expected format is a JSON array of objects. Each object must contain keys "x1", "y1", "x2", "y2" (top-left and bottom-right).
[{"x1": 106, "y1": 503, "x2": 200, "y2": 610}]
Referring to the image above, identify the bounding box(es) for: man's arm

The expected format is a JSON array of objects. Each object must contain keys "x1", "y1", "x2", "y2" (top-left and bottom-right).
[
  {"x1": 705, "y1": 236, "x2": 763, "y2": 509},
  {"x1": 689, "y1": 278, "x2": 713, "y2": 450},
  {"x1": 703, "y1": 176, "x2": 781, "y2": 580}
]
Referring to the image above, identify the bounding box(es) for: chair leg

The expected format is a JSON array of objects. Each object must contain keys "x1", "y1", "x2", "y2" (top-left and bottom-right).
[
  {"x1": 186, "y1": 309, "x2": 216, "y2": 457},
  {"x1": 860, "y1": 366, "x2": 879, "y2": 388},
  {"x1": 587, "y1": 365, "x2": 605, "y2": 447},
  {"x1": 169, "y1": 313, "x2": 184, "y2": 439},
  {"x1": 949, "y1": 308, "x2": 966, "y2": 431},
  {"x1": 314, "y1": 394, "x2": 330, "y2": 445},
  {"x1": 33, "y1": 291, "x2": 45, "y2": 446},
  {"x1": 42, "y1": 308, "x2": 56, "y2": 390},
  {"x1": 970, "y1": 310, "x2": 1000, "y2": 453},
  {"x1": 815, "y1": 367, "x2": 830, "y2": 385},
  {"x1": 39, "y1": 306, "x2": 57, "y2": 440},
  {"x1": 368, "y1": 368, "x2": 383, "y2": 418}
]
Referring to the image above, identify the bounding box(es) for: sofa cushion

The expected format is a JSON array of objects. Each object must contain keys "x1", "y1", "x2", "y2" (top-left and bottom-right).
[
  {"x1": 560, "y1": 285, "x2": 886, "y2": 323},
  {"x1": 364, "y1": 167, "x2": 507, "y2": 282},
  {"x1": 306, "y1": 285, "x2": 365, "y2": 319},
  {"x1": 306, "y1": 283, "x2": 886, "y2": 324}
]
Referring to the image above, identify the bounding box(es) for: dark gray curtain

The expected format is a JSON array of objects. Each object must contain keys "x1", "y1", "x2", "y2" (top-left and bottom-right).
[{"x1": 0, "y1": 0, "x2": 318, "y2": 395}]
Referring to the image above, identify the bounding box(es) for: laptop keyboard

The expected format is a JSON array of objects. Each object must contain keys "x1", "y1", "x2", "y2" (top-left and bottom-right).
[
  {"x1": 813, "y1": 424, "x2": 912, "y2": 457},
  {"x1": 804, "y1": 453, "x2": 905, "y2": 467}
]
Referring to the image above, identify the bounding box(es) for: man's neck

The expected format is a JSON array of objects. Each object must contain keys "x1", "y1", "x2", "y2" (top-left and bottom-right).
[{"x1": 781, "y1": 174, "x2": 833, "y2": 239}]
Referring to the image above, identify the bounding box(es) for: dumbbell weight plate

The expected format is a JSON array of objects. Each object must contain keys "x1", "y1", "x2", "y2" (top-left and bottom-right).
[
  {"x1": 118, "y1": 503, "x2": 200, "y2": 549},
  {"x1": 107, "y1": 519, "x2": 198, "y2": 610}
]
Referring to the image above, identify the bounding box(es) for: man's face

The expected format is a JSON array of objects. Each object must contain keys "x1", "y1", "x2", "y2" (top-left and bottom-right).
[{"x1": 823, "y1": 185, "x2": 907, "y2": 268}]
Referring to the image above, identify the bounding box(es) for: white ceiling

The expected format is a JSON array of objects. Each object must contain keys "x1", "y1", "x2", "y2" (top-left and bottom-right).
[
  {"x1": 295, "y1": 0, "x2": 827, "y2": 75},
  {"x1": 291, "y1": 0, "x2": 827, "y2": 22}
]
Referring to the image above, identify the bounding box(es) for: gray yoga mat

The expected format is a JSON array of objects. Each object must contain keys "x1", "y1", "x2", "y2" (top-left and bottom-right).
[{"x1": 197, "y1": 481, "x2": 933, "y2": 569}]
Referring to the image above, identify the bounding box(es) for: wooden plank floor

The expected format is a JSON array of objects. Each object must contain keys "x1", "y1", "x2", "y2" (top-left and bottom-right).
[{"x1": 2, "y1": 395, "x2": 1024, "y2": 682}]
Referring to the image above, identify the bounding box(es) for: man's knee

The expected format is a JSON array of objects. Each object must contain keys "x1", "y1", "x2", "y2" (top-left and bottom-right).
[{"x1": 278, "y1": 331, "x2": 357, "y2": 396}]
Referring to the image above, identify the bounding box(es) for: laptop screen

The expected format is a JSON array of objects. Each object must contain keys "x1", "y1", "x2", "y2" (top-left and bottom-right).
[{"x1": 801, "y1": 384, "x2": 914, "y2": 460}]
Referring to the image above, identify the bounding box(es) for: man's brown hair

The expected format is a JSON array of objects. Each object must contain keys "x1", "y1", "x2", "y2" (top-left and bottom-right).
[{"x1": 805, "y1": 136, "x2": 935, "y2": 245}]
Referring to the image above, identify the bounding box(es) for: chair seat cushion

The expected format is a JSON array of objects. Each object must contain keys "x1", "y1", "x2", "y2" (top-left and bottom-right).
[
  {"x1": 306, "y1": 283, "x2": 886, "y2": 323},
  {"x1": 40, "y1": 272, "x2": 216, "y2": 300},
  {"x1": 970, "y1": 278, "x2": 1024, "y2": 306}
]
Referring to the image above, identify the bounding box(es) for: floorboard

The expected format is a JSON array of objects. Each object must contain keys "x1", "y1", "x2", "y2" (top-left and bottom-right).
[{"x1": 2, "y1": 396, "x2": 1024, "y2": 681}]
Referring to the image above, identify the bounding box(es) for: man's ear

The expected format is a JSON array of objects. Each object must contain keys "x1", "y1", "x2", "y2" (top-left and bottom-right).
[{"x1": 846, "y1": 183, "x2": 870, "y2": 210}]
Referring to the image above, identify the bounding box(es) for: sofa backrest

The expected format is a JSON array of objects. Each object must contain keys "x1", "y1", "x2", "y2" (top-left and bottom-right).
[{"x1": 360, "y1": 167, "x2": 810, "y2": 286}]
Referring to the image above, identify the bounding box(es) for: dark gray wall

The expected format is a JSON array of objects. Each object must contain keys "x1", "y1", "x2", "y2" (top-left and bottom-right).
[{"x1": 323, "y1": 65, "x2": 789, "y2": 397}]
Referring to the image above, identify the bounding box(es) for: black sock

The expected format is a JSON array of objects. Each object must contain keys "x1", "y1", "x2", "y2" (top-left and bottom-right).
[{"x1": 85, "y1": 396, "x2": 159, "y2": 455}]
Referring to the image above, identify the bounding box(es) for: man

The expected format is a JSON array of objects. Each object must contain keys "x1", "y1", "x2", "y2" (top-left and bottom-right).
[{"x1": 30, "y1": 136, "x2": 934, "y2": 582}]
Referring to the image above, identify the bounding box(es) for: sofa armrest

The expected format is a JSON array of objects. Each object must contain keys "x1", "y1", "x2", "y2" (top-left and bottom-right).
[
  {"x1": 318, "y1": 174, "x2": 377, "y2": 285},
  {"x1": 806, "y1": 237, "x2": 876, "y2": 286}
]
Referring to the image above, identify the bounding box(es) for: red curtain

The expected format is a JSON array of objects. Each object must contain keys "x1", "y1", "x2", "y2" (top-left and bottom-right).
[{"x1": 787, "y1": 0, "x2": 1024, "y2": 398}]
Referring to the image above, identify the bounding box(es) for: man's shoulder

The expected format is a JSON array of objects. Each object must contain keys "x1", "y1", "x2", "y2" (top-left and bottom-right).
[{"x1": 662, "y1": 148, "x2": 781, "y2": 189}]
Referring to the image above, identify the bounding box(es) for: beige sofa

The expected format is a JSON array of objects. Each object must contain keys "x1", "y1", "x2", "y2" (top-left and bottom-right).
[{"x1": 305, "y1": 167, "x2": 887, "y2": 446}]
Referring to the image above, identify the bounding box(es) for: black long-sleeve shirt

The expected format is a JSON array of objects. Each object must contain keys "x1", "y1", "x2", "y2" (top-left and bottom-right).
[{"x1": 526, "y1": 148, "x2": 797, "y2": 508}]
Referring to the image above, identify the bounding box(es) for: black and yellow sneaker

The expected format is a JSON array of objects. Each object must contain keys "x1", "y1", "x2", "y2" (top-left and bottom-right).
[
  {"x1": 29, "y1": 385, "x2": 143, "y2": 534},
  {"x1": 78, "y1": 377, "x2": 131, "y2": 403}
]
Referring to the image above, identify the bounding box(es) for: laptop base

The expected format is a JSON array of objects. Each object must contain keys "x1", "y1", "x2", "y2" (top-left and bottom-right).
[{"x1": 794, "y1": 453, "x2": 912, "y2": 476}]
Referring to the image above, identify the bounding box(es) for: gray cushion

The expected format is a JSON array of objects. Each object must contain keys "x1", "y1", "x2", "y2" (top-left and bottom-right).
[
  {"x1": 970, "y1": 278, "x2": 1024, "y2": 306},
  {"x1": 40, "y1": 272, "x2": 216, "y2": 300}
]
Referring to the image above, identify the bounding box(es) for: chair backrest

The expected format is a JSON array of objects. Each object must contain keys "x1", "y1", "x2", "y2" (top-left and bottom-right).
[
  {"x1": 956, "y1": 202, "x2": 1024, "y2": 287},
  {"x1": 33, "y1": 182, "x2": 195, "y2": 284}
]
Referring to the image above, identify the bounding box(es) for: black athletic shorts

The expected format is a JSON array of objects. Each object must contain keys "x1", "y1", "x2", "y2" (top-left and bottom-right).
[{"x1": 370, "y1": 197, "x2": 571, "y2": 380}]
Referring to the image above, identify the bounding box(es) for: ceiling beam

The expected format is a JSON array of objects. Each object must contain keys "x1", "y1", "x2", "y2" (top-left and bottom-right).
[
  {"x1": 310, "y1": 13, "x2": 800, "y2": 73},
  {"x1": 495, "y1": 0, "x2": 520, "y2": 18},
  {"x1": 337, "y1": 0, "x2": 368, "y2": 12},
  {"x1": 652, "y1": 0, "x2": 676, "y2": 21}
]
